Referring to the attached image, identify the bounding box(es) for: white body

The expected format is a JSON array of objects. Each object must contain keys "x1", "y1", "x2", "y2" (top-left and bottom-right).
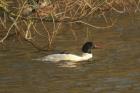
[{"x1": 41, "y1": 53, "x2": 92, "y2": 62}]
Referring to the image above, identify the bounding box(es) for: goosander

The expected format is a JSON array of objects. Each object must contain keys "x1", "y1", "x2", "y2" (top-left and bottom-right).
[{"x1": 40, "y1": 42, "x2": 99, "y2": 62}]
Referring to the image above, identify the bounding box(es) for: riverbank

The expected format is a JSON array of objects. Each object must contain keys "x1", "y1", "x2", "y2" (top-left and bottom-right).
[{"x1": 0, "y1": 0, "x2": 139, "y2": 49}]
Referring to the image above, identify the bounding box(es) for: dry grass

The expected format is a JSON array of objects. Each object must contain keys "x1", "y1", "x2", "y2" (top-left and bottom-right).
[{"x1": 0, "y1": 0, "x2": 139, "y2": 50}]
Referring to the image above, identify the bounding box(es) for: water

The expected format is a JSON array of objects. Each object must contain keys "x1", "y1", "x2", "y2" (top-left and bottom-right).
[{"x1": 0, "y1": 13, "x2": 140, "y2": 93}]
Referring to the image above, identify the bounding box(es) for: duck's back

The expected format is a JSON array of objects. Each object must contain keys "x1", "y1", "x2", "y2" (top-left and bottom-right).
[{"x1": 42, "y1": 54, "x2": 82, "y2": 62}]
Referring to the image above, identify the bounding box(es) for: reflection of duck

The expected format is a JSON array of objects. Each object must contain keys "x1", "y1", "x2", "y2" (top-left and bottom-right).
[{"x1": 41, "y1": 42, "x2": 100, "y2": 62}]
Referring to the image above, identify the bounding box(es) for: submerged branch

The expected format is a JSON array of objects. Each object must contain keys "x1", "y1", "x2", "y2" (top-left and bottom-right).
[
  {"x1": 72, "y1": 20, "x2": 116, "y2": 29},
  {"x1": 23, "y1": 38, "x2": 48, "y2": 51}
]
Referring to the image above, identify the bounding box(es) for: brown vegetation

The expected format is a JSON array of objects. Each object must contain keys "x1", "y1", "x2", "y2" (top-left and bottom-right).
[{"x1": 0, "y1": 0, "x2": 139, "y2": 50}]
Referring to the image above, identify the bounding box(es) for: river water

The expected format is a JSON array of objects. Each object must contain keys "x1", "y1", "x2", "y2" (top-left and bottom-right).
[{"x1": 0, "y1": 13, "x2": 140, "y2": 93}]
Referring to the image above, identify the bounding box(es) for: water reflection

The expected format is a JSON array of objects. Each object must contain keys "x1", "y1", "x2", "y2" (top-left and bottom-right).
[{"x1": 57, "y1": 61, "x2": 78, "y2": 68}]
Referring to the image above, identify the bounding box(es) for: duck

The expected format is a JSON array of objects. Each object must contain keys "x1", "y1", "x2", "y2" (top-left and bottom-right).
[{"x1": 39, "y1": 42, "x2": 100, "y2": 62}]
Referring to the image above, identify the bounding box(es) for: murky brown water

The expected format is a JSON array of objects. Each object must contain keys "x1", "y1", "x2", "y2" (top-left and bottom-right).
[{"x1": 0, "y1": 13, "x2": 140, "y2": 93}]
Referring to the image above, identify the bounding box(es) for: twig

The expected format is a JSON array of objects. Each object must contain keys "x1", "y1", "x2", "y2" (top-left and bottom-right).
[
  {"x1": 71, "y1": 20, "x2": 116, "y2": 29},
  {"x1": 0, "y1": 0, "x2": 28, "y2": 43}
]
